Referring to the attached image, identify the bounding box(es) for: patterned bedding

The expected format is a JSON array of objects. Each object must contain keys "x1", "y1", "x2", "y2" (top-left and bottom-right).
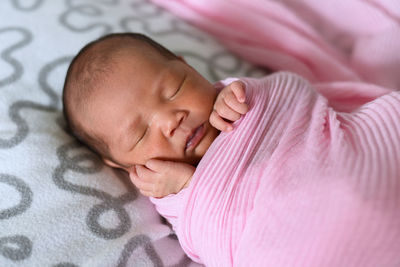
[{"x1": 0, "y1": 1, "x2": 265, "y2": 266}]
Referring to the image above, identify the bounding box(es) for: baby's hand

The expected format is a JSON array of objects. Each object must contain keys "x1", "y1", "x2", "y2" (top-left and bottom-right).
[
  {"x1": 129, "y1": 159, "x2": 195, "y2": 198},
  {"x1": 210, "y1": 80, "x2": 248, "y2": 132}
]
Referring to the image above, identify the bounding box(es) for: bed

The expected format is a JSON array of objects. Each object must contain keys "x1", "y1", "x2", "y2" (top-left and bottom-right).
[{"x1": 0, "y1": 0, "x2": 266, "y2": 266}]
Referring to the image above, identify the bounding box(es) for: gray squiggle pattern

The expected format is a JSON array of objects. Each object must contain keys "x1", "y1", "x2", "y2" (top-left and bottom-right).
[
  {"x1": 0, "y1": 57, "x2": 71, "y2": 148},
  {"x1": 117, "y1": 234, "x2": 163, "y2": 267},
  {"x1": 0, "y1": 27, "x2": 32, "y2": 87},
  {"x1": 38, "y1": 56, "x2": 73, "y2": 109},
  {"x1": 52, "y1": 263, "x2": 79, "y2": 267},
  {"x1": 120, "y1": 16, "x2": 206, "y2": 43},
  {"x1": 59, "y1": 0, "x2": 113, "y2": 35},
  {"x1": 0, "y1": 174, "x2": 32, "y2": 219},
  {"x1": 0, "y1": 101, "x2": 56, "y2": 148},
  {"x1": 53, "y1": 141, "x2": 138, "y2": 239},
  {"x1": 0, "y1": 174, "x2": 33, "y2": 262},
  {"x1": 0, "y1": 235, "x2": 32, "y2": 261},
  {"x1": 11, "y1": 0, "x2": 44, "y2": 11}
]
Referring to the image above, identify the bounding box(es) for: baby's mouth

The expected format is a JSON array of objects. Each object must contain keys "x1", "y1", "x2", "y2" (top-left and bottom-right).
[{"x1": 185, "y1": 124, "x2": 206, "y2": 151}]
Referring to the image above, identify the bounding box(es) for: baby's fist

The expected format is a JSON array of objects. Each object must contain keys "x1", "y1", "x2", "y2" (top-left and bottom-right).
[
  {"x1": 129, "y1": 159, "x2": 195, "y2": 198},
  {"x1": 210, "y1": 80, "x2": 248, "y2": 132}
]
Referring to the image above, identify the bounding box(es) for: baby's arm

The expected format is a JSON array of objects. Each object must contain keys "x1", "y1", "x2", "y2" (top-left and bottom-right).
[
  {"x1": 210, "y1": 80, "x2": 248, "y2": 131},
  {"x1": 129, "y1": 159, "x2": 195, "y2": 198}
]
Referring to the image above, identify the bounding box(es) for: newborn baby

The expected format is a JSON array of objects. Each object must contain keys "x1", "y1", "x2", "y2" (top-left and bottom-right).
[
  {"x1": 63, "y1": 32, "x2": 400, "y2": 267},
  {"x1": 62, "y1": 32, "x2": 248, "y2": 197}
]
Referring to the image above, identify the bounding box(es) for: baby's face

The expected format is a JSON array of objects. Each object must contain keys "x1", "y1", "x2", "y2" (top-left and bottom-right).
[{"x1": 85, "y1": 48, "x2": 219, "y2": 171}]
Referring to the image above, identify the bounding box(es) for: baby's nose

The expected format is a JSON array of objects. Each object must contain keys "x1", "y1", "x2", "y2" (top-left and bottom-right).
[{"x1": 157, "y1": 110, "x2": 187, "y2": 138}]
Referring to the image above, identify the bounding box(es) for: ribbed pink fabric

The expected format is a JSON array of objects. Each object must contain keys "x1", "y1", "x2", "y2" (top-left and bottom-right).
[
  {"x1": 151, "y1": 72, "x2": 400, "y2": 266},
  {"x1": 150, "y1": 0, "x2": 400, "y2": 89}
]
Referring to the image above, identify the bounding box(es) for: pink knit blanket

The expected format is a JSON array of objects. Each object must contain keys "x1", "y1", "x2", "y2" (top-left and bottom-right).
[
  {"x1": 150, "y1": 0, "x2": 400, "y2": 88},
  {"x1": 151, "y1": 72, "x2": 400, "y2": 266}
]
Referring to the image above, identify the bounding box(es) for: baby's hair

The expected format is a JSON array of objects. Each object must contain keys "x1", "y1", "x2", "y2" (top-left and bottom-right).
[{"x1": 62, "y1": 32, "x2": 178, "y2": 161}]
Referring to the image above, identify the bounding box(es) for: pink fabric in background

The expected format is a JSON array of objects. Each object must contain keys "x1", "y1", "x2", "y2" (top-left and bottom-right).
[
  {"x1": 151, "y1": 72, "x2": 400, "y2": 266},
  {"x1": 150, "y1": 0, "x2": 400, "y2": 89}
]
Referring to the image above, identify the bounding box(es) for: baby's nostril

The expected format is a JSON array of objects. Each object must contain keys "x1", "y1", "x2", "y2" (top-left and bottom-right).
[
  {"x1": 170, "y1": 128, "x2": 176, "y2": 137},
  {"x1": 178, "y1": 113, "x2": 185, "y2": 126}
]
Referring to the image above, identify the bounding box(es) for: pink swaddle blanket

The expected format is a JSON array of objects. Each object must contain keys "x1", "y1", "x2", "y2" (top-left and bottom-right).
[
  {"x1": 151, "y1": 0, "x2": 400, "y2": 89},
  {"x1": 151, "y1": 72, "x2": 400, "y2": 266}
]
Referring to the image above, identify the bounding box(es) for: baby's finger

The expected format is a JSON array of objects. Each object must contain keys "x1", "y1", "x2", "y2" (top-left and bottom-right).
[
  {"x1": 146, "y1": 159, "x2": 195, "y2": 178},
  {"x1": 135, "y1": 165, "x2": 157, "y2": 182},
  {"x1": 223, "y1": 90, "x2": 249, "y2": 115},
  {"x1": 230, "y1": 81, "x2": 246, "y2": 103},
  {"x1": 145, "y1": 158, "x2": 172, "y2": 174},
  {"x1": 130, "y1": 175, "x2": 154, "y2": 192},
  {"x1": 209, "y1": 110, "x2": 233, "y2": 132},
  {"x1": 214, "y1": 99, "x2": 242, "y2": 122}
]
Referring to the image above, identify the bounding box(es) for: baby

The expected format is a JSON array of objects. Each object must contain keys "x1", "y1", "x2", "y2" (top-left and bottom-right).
[
  {"x1": 63, "y1": 32, "x2": 400, "y2": 267},
  {"x1": 62, "y1": 32, "x2": 248, "y2": 198}
]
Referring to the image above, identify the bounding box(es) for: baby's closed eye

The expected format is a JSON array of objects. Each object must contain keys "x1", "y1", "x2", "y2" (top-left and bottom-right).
[{"x1": 168, "y1": 75, "x2": 186, "y2": 100}]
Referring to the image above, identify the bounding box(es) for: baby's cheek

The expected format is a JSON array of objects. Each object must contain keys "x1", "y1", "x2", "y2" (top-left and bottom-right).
[{"x1": 144, "y1": 138, "x2": 183, "y2": 162}]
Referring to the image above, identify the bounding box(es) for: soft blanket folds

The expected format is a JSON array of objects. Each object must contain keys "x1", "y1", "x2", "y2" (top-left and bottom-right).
[
  {"x1": 152, "y1": 72, "x2": 400, "y2": 266},
  {"x1": 150, "y1": 0, "x2": 400, "y2": 89}
]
